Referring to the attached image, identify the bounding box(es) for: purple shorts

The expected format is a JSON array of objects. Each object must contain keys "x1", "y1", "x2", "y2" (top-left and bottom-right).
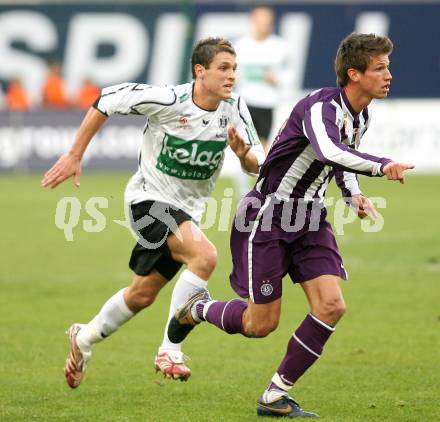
[{"x1": 229, "y1": 195, "x2": 347, "y2": 304}]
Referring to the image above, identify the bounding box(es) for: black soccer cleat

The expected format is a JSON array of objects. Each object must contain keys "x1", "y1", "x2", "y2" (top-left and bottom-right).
[
  {"x1": 167, "y1": 288, "x2": 211, "y2": 344},
  {"x1": 257, "y1": 396, "x2": 319, "y2": 418}
]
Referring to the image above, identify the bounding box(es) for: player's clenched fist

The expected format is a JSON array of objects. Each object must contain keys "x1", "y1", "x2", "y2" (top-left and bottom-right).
[{"x1": 382, "y1": 162, "x2": 415, "y2": 184}]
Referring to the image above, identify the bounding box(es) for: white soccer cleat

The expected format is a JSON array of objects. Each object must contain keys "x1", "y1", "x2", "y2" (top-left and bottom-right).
[
  {"x1": 154, "y1": 351, "x2": 191, "y2": 381},
  {"x1": 64, "y1": 324, "x2": 92, "y2": 389}
]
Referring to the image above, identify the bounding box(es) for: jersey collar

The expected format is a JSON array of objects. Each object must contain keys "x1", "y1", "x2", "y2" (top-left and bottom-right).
[{"x1": 340, "y1": 87, "x2": 359, "y2": 119}]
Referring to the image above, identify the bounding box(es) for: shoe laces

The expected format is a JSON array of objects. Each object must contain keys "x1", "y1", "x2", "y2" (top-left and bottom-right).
[{"x1": 165, "y1": 351, "x2": 190, "y2": 364}]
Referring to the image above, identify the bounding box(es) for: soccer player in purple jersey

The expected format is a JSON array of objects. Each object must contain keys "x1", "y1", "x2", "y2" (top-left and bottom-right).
[{"x1": 168, "y1": 32, "x2": 415, "y2": 418}]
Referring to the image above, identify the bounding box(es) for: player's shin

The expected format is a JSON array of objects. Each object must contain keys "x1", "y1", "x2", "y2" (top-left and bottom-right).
[
  {"x1": 76, "y1": 288, "x2": 134, "y2": 350},
  {"x1": 159, "y1": 269, "x2": 208, "y2": 352},
  {"x1": 203, "y1": 299, "x2": 248, "y2": 335},
  {"x1": 263, "y1": 313, "x2": 335, "y2": 399}
]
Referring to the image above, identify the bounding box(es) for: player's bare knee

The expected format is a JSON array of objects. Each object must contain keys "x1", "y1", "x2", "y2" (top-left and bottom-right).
[
  {"x1": 336, "y1": 300, "x2": 346, "y2": 318},
  {"x1": 315, "y1": 296, "x2": 346, "y2": 322}
]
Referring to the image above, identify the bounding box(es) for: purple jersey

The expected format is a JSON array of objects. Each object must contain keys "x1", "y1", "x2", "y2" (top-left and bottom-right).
[
  {"x1": 255, "y1": 87, "x2": 391, "y2": 203},
  {"x1": 229, "y1": 87, "x2": 391, "y2": 302}
]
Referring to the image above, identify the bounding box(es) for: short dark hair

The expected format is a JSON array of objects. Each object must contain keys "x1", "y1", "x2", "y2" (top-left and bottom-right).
[
  {"x1": 335, "y1": 32, "x2": 393, "y2": 87},
  {"x1": 250, "y1": 4, "x2": 273, "y2": 13},
  {"x1": 191, "y1": 37, "x2": 235, "y2": 79}
]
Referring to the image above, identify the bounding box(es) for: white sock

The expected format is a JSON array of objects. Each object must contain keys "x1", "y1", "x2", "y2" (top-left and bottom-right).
[
  {"x1": 261, "y1": 373, "x2": 292, "y2": 403},
  {"x1": 76, "y1": 288, "x2": 134, "y2": 350},
  {"x1": 158, "y1": 269, "x2": 208, "y2": 353}
]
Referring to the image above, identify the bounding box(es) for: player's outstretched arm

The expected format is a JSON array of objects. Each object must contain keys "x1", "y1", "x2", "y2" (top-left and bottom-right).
[
  {"x1": 382, "y1": 162, "x2": 415, "y2": 184},
  {"x1": 228, "y1": 127, "x2": 260, "y2": 174},
  {"x1": 41, "y1": 108, "x2": 108, "y2": 189}
]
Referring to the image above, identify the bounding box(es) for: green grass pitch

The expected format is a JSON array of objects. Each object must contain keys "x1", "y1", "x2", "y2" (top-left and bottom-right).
[{"x1": 0, "y1": 172, "x2": 439, "y2": 421}]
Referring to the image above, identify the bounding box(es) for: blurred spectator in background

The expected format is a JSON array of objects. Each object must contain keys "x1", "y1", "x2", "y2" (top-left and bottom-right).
[
  {"x1": 235, "y1": 5, "x2": 291, "y2": 153},
  {"x1": 6, "y1": 78, "x2": 30, "y2": 111},
  {"x1": 42, "y1": 60, "x2": 69, "y2": 109},
  {"x1": 234, "y1": 5, "x2": 292, "y2": 196},
  {"x1": 74, "y1": 78, "x2": 101, "y2": 109}
]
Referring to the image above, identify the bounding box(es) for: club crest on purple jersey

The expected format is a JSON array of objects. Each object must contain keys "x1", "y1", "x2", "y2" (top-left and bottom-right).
[{"x1": 261, "y1": 282, "x2": 274, "y2": 296}]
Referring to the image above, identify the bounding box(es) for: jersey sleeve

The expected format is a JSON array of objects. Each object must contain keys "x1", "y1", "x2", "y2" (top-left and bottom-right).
[
  {"x1": 303, "y1": 101, "x2": 391, "y2": 176},
  {"x1": 334, "y1": 170, "x2": 362, "y2": 200},
  {"x1": 234, "y1": 96, "x2": 265, "y2": 169},
  {"x1": 93, "y1": 83, "x2": 176, "y2": 117}
]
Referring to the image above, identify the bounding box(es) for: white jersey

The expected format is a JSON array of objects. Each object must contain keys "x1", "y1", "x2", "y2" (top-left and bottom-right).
[
  {"x1": 234, "y1": 34, "x2": 291, "y2": 109},
  {"x1": 95, "y1": 82, "x2": 264, "y2": 222}
]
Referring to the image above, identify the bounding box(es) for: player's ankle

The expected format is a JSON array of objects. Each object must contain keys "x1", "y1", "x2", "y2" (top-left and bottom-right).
[
  {"x1": 76, "y1": 324, "x2": 103, "y2": 350},
  {"x1": 192, "y1": 300, "x2": 208, "y2": 322},
  {"x1": 261, "y1": 387, "x2": 287, "y2": 404}
]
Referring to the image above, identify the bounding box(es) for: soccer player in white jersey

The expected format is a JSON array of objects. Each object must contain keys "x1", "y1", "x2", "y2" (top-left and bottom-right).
[
  {"x1": 234, "y1": 5, "x2": 291, "y2": 196},
  {"x1": 234, "y1": 5, "x2": 291, "y2": 152},
  {"x1": 41, "y1": 37, "x2": 264, "y2": 388},
  {"x1": 168, "y1": 33, "x2": 415, "y2": 418}
]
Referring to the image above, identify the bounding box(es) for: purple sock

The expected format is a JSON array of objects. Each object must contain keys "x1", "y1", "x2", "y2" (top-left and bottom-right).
[
  {"x1": 276, "y1": 313, "x2": 335, "y2": 385},
  {"x1": 202, "y1": 299, "x2": 247, "y2": 335}
]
